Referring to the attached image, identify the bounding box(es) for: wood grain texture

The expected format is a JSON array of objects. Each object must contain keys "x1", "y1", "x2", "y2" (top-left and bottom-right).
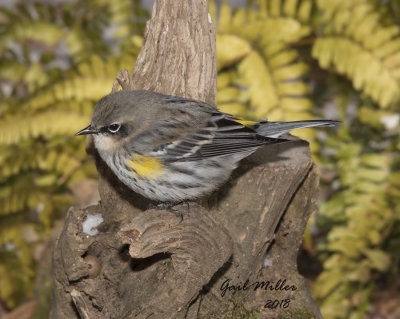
[{"x1": 130, "y1": 0, "x2": 217, "y2": 105}]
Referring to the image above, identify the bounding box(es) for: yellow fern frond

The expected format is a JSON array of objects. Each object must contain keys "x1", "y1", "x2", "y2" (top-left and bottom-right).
[
  {"x1": 215, "y1": 2, "x2": 313, "y2": 119},
  {"x1": 317, "y1": 0, "x2": 370, "y2": 20},
  {"x1": 0, "y1": 21, "x2": 64, "y2": 50},
  {"x1": 0, "y1": 112, "x2": 90, "y2": 145},
  {"x1": 237, "y1": 47, "x2": 310, "y2": 120},
  {"x1": 109, "y1": 0, "x2": 134, "y2": 39},
  {"x1": 313, "y1": 2, "x2": 400, "y2": 107},
  {"x1": 22, "y1": 55, "x2": 137, "y2": 113},
  {"x1": 66, "y1": 30, "x2": 87, "y2": 62},
  {"x1": 0, "y1": 61, "x2": 25, "y2": 82},
  {"x1": 214, "y1": 1, "x2": 319, "y2": 147},
  {"x1": 216, "y1": 34, "x2": 252, "y2": 70}
]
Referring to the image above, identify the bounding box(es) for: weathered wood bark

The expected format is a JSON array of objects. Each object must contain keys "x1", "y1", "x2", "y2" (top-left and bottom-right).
[{"x1": 51, "y1": 1, "x2": 322, "y2": 318}]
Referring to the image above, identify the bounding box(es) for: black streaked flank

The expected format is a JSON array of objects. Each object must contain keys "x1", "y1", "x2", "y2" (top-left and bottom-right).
[{"x1": 173, "y1": 182, "x2": 203, "y2": 190}]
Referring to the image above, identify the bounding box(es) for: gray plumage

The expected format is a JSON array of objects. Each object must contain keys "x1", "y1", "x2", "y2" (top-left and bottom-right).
[{"x1": 76, "y1": 90, "x2": 338, "y2": 202}]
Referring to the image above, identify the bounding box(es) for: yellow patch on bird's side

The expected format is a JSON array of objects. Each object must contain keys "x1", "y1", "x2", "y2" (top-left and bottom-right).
[
  {"x1": 236, "y1": 119, "x2": 257, "y2": 128},
  {"x1": 126, "y1": 154, "x2": 165, "y2": 179}
]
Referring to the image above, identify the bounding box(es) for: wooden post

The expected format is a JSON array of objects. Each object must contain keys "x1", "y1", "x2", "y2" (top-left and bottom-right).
[{"x1": 50, "y1": 1, "x2": 322, "y2": 318}]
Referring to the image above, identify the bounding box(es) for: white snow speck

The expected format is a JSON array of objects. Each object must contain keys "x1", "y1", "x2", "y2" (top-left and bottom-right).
[
  {"x1": 82, "y1": 214, "x2": 104, "y2": 236},
  {"x1": 4, "y1": 241, "x2": 15, "y2": 251},
  {"x1": 263, "y1": 255, "x2": 273, "y2": 267},
  {"x1": 380, "y1": 114, "x2": 400, "y2": 130},
  {"x1": 35, "y1": 202, "x2": 45, "y2": 214},
  {"x1": 208, "y1": 13, "x2": 212, "y2": 24}
]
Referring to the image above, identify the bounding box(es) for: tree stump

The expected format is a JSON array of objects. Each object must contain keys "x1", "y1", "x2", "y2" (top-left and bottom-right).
[{"x1": 50, "y1": 1, "x2": 322, "y2": 318}]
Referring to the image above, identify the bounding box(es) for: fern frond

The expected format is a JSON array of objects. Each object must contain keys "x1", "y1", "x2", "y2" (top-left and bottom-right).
[
  {"x1": 218, "y1": 3, "x2": 311, "y2": 44},
  {"x1": 213, "y1": 1, "x2": 322, "y2": 151},
  {"x1": 20, "y1": 54, "x2": 137, "y2": 113},
  {"x1": 0, "y1": 0, "x2": 145, "y2": 309},
  {"x1": 0, "y1": 171, "x2": 73, "y2": 218},
  {"x1": 0, "y1": 21, "x2": 64, "y2": 50},
  {"x1": 109, "y1": 0, "x2": 134, "y2": 40},
  {"x1": 0, "y1": 145, "x2": 83, "y2": 186},
  {"x1": 238, "y1": 44, "x2": 311, "y2": 119},
  {"x1": 314, "y1": 100, "x2": 398, "y2": 318},
  {"x1": 0, "y1": 61, "x2": 25, "y2": 82},
  {"x1": 216, "y1": 3, "x2": 313, "y2": 118},
  {"x1": 0, "y1": 112, "x2": 90, "y2": 145},
  {"x1": 313, "y1": 2, "x2": 400, "y2": 107},
  {"x1": 216, "y1": 34, "x2": 252, "y2": 70},
  {"x1": 0, "y1": 173, "x2": 34, "y2": 216}
]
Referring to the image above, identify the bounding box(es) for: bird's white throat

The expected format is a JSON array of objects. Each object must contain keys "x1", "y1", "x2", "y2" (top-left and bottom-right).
[{"x1": 93, "y1": 134, "x2": 119, "y2": 153}]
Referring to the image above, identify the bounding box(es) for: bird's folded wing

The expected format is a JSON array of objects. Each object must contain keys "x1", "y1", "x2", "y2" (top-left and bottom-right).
[{"x1": 149, "y1": 113, "x2": 284, "y2": 162}]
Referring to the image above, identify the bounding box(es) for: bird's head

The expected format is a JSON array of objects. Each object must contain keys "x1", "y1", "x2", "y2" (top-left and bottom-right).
[{"x1": 75, "y1": 90, "x2": 155, "y2": 153}]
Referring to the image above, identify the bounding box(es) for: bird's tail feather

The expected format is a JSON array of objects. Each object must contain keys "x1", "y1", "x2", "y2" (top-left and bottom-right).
[{"x1": 255, "y1": 120, "x2": 339, "y2": 138}]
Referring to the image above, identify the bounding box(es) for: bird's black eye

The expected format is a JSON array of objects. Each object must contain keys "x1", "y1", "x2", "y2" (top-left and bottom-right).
[{"x1": 107, "y1": 124, "x2": 121, "y2": 134}]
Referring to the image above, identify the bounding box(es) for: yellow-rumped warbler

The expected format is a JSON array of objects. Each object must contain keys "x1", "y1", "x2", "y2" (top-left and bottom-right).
[{"x1": 76, "y1": 90, "x2": 337, "y2": 203}]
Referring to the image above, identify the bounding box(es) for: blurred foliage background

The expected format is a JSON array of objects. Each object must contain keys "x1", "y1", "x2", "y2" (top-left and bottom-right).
[{"x1": 0, "y1": 0, "x2": 399, "y2": 318}]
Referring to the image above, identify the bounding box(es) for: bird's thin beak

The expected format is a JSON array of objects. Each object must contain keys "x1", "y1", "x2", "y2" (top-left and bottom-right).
[{"x1": 75, "y1": 125, "x2": 98, "y2": 136}]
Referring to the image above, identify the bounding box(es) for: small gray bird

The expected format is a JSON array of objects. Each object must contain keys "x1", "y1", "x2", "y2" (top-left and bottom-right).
[{"x1": 76, "y1": 90, "x2": 337, "y2": 202}]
